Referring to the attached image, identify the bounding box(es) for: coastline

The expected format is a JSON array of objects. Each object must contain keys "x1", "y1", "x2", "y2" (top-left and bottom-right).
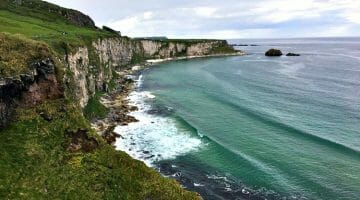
[
  {"x1": 92, "y1": 51, "x2": 281, "y2": 200},
  {"x1": 91, "y1": 52, "x2": 246, "y2": 145}
]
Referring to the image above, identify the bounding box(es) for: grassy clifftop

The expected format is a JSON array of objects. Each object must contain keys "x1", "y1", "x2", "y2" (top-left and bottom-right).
[
  {"x1": 0, "y1": 0, "x2": 95, "y2": 27},
  {"x1": 0, "y1": 0, "x2": 119, "y2": 57},
  {"x1": 0, "y1": 100, "x2": 199, "y2": 199},
  {"x1": 0, "y1": 1, "x2": 201, "y2": 199}
]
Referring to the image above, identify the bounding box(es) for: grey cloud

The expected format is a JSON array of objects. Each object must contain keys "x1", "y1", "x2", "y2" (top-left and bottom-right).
[{"x1": 46, "y1": 0, "x2": 360, "y2": 38}]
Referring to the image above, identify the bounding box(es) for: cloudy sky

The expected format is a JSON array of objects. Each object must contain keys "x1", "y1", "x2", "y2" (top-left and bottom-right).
[{"x1": 46, "y1": 0, "x2": 360, "y2": 39}]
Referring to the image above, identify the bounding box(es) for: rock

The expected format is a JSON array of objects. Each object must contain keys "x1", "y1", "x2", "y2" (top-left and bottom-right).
[
  {"x1": 129, "y1": 106, "x2": 138, "y2": 111},
  {"x1": 145, "y1": 155, "x2": 155, "y2": 159},
  {"x1": 286, "y1": 53, "x2": 300, "y2": 56},
  {"x1": 265, "y1": 49, "x2": 283, "y2": 56},
  {"x1": 0, "y1": 58, "x2": 63, "y2": 128},
  {"x1": 143, "y1": 150, "x2": 150, "y2": 154},
  {"x1": 102, "y1": 125, "x2": 121, "y2": 145},
  {"x1": 65, "y1": 129, "x2": 99, "y2": 153},
  {"x1": 61, "y1": 9, "x2": 95, "y2": 28}
]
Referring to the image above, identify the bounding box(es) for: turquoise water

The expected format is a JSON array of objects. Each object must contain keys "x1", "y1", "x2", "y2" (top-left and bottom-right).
[{"x1": 121, "y1": 38, "x2": 360, "y2": 199}]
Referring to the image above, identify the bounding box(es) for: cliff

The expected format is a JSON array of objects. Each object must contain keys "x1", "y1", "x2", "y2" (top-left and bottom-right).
[
  {"x1": 0, "y1": 0, "x2": 239, "y2": 199},
  {"x1": 67, "y1": 37, "x2": 236, "y2": 108}
]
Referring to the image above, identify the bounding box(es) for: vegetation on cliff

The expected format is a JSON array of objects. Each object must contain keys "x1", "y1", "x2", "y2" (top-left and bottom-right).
[
  {"x1": 0, "y1": 100, "x2": 199, "y2": 199},
  {"x1": 0, "y1": 0, "x2": 202, "y2": 199},
  {"x1": 0, "y1": 0, "x2": 237, "y2": 199},
  {"x1": 0, "y1": 33, "x2": 52, "y2": 77}
]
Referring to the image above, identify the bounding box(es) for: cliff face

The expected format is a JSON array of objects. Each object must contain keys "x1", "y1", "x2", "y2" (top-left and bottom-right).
[
  {"x1": 0, "y1": 58, "x2": 63, "y2": 127},
  {"x1": 64, "y1": 38, "x2": 235, "y2": 109},
  {"x1": 66, "y1": 47, "x2": 92, "y2": 108},
  {"x1": 139, "y1": 40, "x2": 229, "y2": 58},
  {"x1": 0, "y1": 36, "x2": 235, "y2": 127}
]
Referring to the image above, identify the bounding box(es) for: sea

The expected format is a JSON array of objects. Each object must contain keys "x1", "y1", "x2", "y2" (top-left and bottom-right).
[{"x1": 114, "y1": 38, "x2": 360, "y2": 200}]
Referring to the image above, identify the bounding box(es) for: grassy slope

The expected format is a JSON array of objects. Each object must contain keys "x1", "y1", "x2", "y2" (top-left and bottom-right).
[
  {"x1": 0, "y1": 100, "x2": 198, "y2": 199},
  {"x1": 0, "y1": 33, "x2": 53, "y2": 77},
  {"x1": 0, "y1": 1, "x2": 200, "y2": 199}
]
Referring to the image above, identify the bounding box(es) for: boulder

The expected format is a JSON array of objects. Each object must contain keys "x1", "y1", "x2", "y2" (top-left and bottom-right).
[
  {"x1": 102, "y1": 125, "x2": 121, "y2": 145},
  {"x1": 265, "y1": 49, "x2": 283, "y2": 56},
  {"x1": 286, "y1": 53, "x2": 300, "y2": 56}
]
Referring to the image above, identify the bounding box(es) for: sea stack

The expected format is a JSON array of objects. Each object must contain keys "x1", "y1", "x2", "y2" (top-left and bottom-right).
[
  {"x1": 265, "y1": 49, "x2": 283, "y2": 56},
  {"x1": 286, "y1": 53, "x2": 300, "y2": 56}
]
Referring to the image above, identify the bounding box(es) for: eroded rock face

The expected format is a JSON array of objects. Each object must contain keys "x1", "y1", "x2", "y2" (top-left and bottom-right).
[
  {"x1": 265, "y1": 49, "x2": 283, "y2": 56},
  {"x1": 0, "y1": 58, "x2": 63, "y2": 127},
  {"x1": 62, "y1": 9, "x2": 95, "y2": 28},
  {"x1": 67, "y1": 47, "x2": 93, "y2": 108},
  {"x1": 102, "y1": 125, "x2": 121, "y2": 145},
  {"x1": 66, "y1": 38, "x2": 235, "y2": 110},
  {"x1": 65, "y1": 129, "x2": 99, "y2": 153},
  {"x1": 140, "y1": 40, "x2": 226, "y2": 58},
  {"x1": 93, "y1": 38, "x2": 143, "y2": 68}
]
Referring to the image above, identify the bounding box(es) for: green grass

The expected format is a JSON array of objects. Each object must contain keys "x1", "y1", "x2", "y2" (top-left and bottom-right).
[
  {"x1": 210, "y1": 44, "x2": 238, "y2": 54},
  {"x1": 83, "y1": 91, "x2": 109, "y2": 120},
  {"x1": 0, "y1": 9, "x2": 115, "y2": 53},
  {"x1": 0, "y1": 0, "x2": 92, "y2": 27},
  {"x1": 0, "y1": 33, "x2": 53, "y2": 77},
  {"x1": 0, "y1": 100, "x2": 200, "y2": 199}
]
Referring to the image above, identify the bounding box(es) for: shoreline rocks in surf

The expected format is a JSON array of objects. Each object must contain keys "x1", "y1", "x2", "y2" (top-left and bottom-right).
[{"x1": 112, "y1": 78, "x2": 202, "y2": 166}]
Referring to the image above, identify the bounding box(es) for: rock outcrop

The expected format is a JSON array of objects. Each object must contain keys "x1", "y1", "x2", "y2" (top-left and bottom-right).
[
  {"x1": 66, "y1": 47, "x2": 93, "y2": 108},
  {"x1": 286, "y1": 53, "x2": 300, "y2": 56},
  {"x1": 0, "y1": 58, "x2": 63, "y2": 127},
  {"x1": 265, "y1": 49, "x2": 283, "y2": 56},
  {"x1": 61, "y1": 9, "x2": 95, "y2": 28}
]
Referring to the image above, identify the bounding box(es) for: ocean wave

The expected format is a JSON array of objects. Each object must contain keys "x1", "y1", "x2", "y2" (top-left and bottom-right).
[
  {"x1": 114, "y1": 76, "x2": 202, "y2": 166},
  {"x1": 208, "y1": 94, "x2": 360, "y2": 155}
]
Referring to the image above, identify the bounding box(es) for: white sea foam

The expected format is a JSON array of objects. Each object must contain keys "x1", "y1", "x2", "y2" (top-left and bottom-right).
[
  {"x1": 193, "y1": 183, "x2": 205, "y2": 187},
  {"x1": 114, "y1": 76, "x2": 202, "y2": 166}
]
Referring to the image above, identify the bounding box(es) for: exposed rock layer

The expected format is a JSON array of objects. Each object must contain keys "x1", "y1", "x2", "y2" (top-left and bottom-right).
[
  {"x1": 0, "y1": 36, "x2": 235, "y2": 127},
  {"x1": 0, "y1": 58, "x2": 63, "y2": 127}
]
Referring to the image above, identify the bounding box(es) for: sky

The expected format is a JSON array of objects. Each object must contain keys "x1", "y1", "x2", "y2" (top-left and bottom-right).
[{"x1": 45, "y1": 0, "x2": 360, "y2": 39}]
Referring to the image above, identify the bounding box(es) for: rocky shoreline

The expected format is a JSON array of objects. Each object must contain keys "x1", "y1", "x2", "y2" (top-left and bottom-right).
[
  {"x1": 91, "y1": 52, "x2": 246, "y2": 146},
  {"x1": 92, "y1": 51, "x2": 291, "y2": 200}
]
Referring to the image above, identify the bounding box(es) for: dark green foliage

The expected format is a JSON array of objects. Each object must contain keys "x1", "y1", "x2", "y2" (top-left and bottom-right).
[
  {"x1": 130, "y1": 52, "x2": 145, "y2": 64},
  {"x1": 210, "y1": 44, "x2": 237, "y2": 54},
  {"x1": 102, "y1": 26, "x2": 120, "y2": 35},
  {"x1": 83, "y1": 91, "x2": 109, "y2": 120}
]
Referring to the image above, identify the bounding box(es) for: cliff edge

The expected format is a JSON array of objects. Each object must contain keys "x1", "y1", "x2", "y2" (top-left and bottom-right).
[{"x1": 0, "y1": 0, "x2": 239, "y2": 199}]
